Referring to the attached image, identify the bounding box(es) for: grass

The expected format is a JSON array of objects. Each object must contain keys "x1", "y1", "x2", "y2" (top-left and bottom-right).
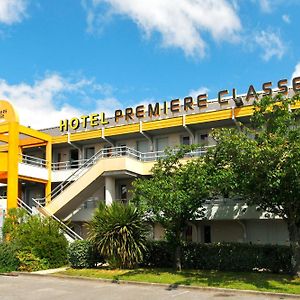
[{"x1": 57, "y1": 267, "x2": 300, "y2": 295}]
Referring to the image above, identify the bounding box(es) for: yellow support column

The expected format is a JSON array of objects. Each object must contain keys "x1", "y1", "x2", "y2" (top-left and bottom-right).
[
  {"x1": 7, "y1": 122, "x2": 19, "y2": 210},
  {"x1": 45, "y1": 140, "x2": 52, "y2": 205}
]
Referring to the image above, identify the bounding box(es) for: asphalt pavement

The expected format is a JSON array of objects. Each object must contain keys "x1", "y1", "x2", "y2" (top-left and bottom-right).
[{"x1": 0, "y1": 274, "x2": 298, "y2": 300}]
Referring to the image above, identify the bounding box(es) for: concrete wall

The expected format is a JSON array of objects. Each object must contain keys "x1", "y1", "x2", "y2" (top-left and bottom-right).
[
  {"x1": 150, "y1": 220, "x2": 289, "y2": 245},
  {"x1": 195, "y1": 219, "x2": 289, "y2": 245}
]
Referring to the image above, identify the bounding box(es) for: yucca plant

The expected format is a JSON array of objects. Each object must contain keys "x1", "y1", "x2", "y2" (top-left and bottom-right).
[{"x1": 88, "y1": 201, "x2": 149, "y2": 269}]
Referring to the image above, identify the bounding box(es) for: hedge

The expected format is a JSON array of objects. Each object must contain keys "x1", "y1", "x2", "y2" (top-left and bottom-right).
[
  {"x1": 142, "y1": 241, "x2": 292, "y2": 273},
  {"x1": 68, "y1": 240, "x2": 103, "y2": 268}
]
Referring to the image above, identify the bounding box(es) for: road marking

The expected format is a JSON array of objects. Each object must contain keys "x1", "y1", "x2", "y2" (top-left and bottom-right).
[{"x1": 171, "y1": 290, "x2": 189, "y2": 297}]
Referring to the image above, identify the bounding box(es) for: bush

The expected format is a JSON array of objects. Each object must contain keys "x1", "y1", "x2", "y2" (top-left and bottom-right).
[
  {"x1": 0, "y1": 243, "x2": 19, "y2": 272},
  {"x1": 68, "y1": 240, "x2": 101, "y2": 268},
  {"x1": 142, "y1": 240, "x2": 173, "y2": 268},
  {"x1": 142, "y1": 241, "x2": 292, "y2": 273},
  {"x1": 3, "y1": 208, "x2": 68, "y2": 268},
  {"x1": 17, "y1": 251, "x2": 49, "y2": 272}
]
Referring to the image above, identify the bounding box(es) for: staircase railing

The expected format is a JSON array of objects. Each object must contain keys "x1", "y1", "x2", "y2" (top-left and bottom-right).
[
  {"x1": 33, "y1": 198, "x2": 83, "y2": 240},
  {"x1": 27, "y1": 197, "x2": 83, "y2": 241},
  {"x1": 36, "y1": 145, "x2": 210, "y2": 206},
  {"x1": 17, "y1": 197, "x2": 34, "y2": 215},
  {"x1": 36, "y1": 147, "x2": 108, "y2": 206}
]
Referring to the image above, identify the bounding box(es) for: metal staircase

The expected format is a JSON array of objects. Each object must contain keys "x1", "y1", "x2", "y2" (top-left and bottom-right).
[
  {"x1": 34, "y1": 145, "x2": 209, "y2": 219},
  {"x1": 36, "y1": 145, "x2": 209, "y2": 206}
]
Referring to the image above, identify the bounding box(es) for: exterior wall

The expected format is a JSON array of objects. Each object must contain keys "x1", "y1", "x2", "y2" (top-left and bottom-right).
[
  {"x1": 153, "y1": 223, "x2": 165, "y2": 240},
  {"x1": 53, "y1": 146, "x2": 71, "y2": 163},
  {"x1": 245, "y1": 219, "x2": 289, "y2": 245},
  {"x1": 195, "y1": 219, "x2": 289, "y2": 245},
  {"x1": 18, "y1": 163, "x2": 48, "y2": 181},
  {"x1": 204, "y1": 220, "x2": 244, "y2": 243},
  {"x1": 150, "y1": 220, "x2": 289, "y2": 245}
]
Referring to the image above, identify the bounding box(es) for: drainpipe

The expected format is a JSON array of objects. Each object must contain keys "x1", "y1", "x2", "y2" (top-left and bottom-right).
[
  {"x1": 139, "y1": 121, "x2": 153, "y2": 151},
  {"x1": 231, "y1": 107, "x2": 241, "y2": 131},
  {"x1": 101, "y1": 127, "x2": 114, "y2": 147},
  {"x1": 67, "y1": 132, "x2": 82, "y2": 159},
  {"x1": 182, "y1": 115, "x2": 195, "y2": 144}
]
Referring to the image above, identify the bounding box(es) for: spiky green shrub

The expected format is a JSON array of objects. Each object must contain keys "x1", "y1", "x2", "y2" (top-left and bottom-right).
[{"x1": 88, "y1": 202, "x2": 149, "y2": 268}]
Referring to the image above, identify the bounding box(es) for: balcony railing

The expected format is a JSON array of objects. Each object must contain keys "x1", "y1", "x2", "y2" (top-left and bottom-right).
[
  {"x1": 51, "y1": 146, "x2": 211, "y2": 171},
  {"x1": 19, "y1": 154, "x2": 47, "y2": 168}
]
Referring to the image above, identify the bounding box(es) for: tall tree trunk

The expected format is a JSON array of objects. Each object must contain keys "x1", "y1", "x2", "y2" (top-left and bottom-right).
[
  {"x1": 287, "y1": 220, "x2": 300, "y2": 276},
  {"x1": 174, "y1": 229, "x2": 182, "y2": 271}
]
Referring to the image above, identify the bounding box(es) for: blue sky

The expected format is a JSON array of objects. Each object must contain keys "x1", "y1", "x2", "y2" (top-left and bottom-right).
[{"x1": 0, "y1": 0, "x2": 300, "y2": 128}]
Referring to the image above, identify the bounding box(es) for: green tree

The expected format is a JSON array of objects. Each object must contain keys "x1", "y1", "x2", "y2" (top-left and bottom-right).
[
  {"x1": 211, "y1": 94, "x2": 300, "y2": 275},
  {"x1": 88, "y1": 201, "x2": 149, "y2": 268},
  {"x1": 3, "y1": 208, "x2": 68, "y2": 268},
  {"x1": 132, "y1": 146, "x2": 216, "y2": 270}
]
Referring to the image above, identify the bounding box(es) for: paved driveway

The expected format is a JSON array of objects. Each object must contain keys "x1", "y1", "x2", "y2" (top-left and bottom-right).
[{"x1": 0, "y1": 274, "x2": 296, "y2": 300}]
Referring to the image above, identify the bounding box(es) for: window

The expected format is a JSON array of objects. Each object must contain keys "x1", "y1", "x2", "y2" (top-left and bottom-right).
[
  {"x1": 84, "y1": 147, "x2": 95, "y2": 159},
  {"x1": 120, "y1": 184, "x2": 127, "y2": 200},
  {"x1": 199, "y1": 134, "x2": 208, "y2": 146},
  {"x1": 155, "y1": 137, "x2": 168, "y2": 151},
  {"x1": 204, "y1": 225, "x2": 211, "y2": 243},
  {"x1": 120, "y1": 184, "x2": 127, "y2": 203},
  {"x1": 70, "y1": 149, "x2": 79, "y2": 169},
  {"x1": 181, "y1": 136, "x2": 190, "y2": 145},
  {"x1": 137, "y1": 140, "x2": 149, "y2": 153}
]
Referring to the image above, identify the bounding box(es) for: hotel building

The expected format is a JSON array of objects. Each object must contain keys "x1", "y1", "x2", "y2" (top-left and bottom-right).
[{"x1": 0, "y1": 83, "x2": 299, "y2": 244}]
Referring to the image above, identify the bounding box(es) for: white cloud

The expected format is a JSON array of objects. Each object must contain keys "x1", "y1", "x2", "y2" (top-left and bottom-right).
[
  {"x1": 282, "y1": 14, "x2": 291, "y2": 24},
  {"x1": 291, "y1": 62, "x2": 300, "y2": 80},
  {"x1": 95, "y1": 97, "x2": 123, "y2": 118},
  {"x1": 188, "y1": 87, "x2": 209, "y2": 99},
  {"x1": 83, "y1": 0, "x2": 241, "y2": 58},
  {"x1": 253, "y1": 0, "x2": 271, "y2": 13},
  {"x1": 0, "y1": 74, "x2": 120, "y2": 129},
  {"x1": 254, "y1": 30, "x2": 286, "y2": 61},
  {"x1": 0, "y1": 0, "x2": 28, "y2": 25}
]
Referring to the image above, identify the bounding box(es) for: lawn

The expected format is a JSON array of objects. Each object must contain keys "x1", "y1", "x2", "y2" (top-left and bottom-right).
[{"x1": 57, "y1": 268, "x2": 300, "y2": 295}]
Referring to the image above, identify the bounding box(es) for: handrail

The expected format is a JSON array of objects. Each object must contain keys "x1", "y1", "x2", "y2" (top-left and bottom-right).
[
  {"x1": 52, "y1": 159, "x2": 89, "y2": 170},
  {"x1": 48, "y1": 147, "x2": 107, "y2": 199},
  {"x1": 17, "y1": 197, "x2": 33, "y2": 214},
  {"x1": 39, "y1": 145, "x2": 210, "y2": 205},
  {"x1": 31, "y1": 198, "x2": 83, "y2": 241},
  {"x1": 1, "y1": 197, "x2": 82, "y2": 241},
  {"x1": 19, "y1": 154, "x2": 47, "y2": 168}
]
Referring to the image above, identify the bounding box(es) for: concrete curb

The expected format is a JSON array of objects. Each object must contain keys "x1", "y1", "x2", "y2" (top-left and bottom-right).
[{"x1": 7, "y1": 271, "x2": 300, "y2": 298}]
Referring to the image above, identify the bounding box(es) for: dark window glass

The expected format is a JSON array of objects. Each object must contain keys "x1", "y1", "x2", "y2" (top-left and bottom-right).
[
  {"x1": 204, "y1": 225, "x2": 211, "y2": 243},
  {"x1": 121, "y1": 184, "x2": 127, "y2": 200},
  {"x1": 182, "y1": 136, "x2": 190, "y2": 145}
]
